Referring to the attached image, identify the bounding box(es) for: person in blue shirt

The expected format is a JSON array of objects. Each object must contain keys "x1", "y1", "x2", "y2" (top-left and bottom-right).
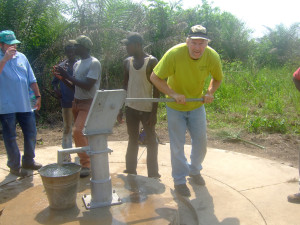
[
  {"x1": 0, "y1": 30, "x2": 42, "y2": 177},
  {"x1": 52, "y1": 42, "x2": 76, "y2": 162}
]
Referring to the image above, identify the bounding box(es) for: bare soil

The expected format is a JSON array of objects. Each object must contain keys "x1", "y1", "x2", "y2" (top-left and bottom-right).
[{"x1": 1, "y1": 121, "x2": 299, "y2": 169}]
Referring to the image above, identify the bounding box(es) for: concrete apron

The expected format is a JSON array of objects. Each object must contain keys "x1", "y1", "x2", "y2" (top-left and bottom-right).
[{"x1": 0, "y1": 141, "x2": 299, "y2": 225}]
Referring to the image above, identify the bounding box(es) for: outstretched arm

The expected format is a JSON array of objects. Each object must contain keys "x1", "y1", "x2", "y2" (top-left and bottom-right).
[
  {"x1": 150, "y1": 72, "x2": 186, "y2": 104},
  {"x1": 203, "y1": 78, "x2": 222, "y2": 103}
]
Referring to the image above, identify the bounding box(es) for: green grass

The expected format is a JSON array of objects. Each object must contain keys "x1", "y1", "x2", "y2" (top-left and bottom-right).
[{"x1": 157, "y1": 63, "x2": 300, "y2": 135}]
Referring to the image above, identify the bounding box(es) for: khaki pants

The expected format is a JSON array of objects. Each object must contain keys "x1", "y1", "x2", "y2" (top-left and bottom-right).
[
  {"x1": 62, "y1": 108, "x2": 73, "y2": 149},
  {"x1": 72, "y1": 98, "x2": 93, "y2": 168}
]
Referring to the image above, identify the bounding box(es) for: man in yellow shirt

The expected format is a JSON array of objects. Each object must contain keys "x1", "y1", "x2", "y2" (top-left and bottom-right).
[{"x1": 150, "y1": 25, "x2": 223, "y2": 197}]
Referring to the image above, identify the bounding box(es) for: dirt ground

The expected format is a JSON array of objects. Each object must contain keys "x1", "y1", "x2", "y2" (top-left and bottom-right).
[{"x1": 0, "y1": 121, "x2": 299, "y2": 169}]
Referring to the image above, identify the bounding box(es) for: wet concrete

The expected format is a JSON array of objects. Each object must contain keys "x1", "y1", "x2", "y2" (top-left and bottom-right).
[
  {"x1": 0, "y1": 174, "x2": 180, "y2": 225},
  {"x1": 0, "y1": 141, "x2": 299, "y2": 225}
]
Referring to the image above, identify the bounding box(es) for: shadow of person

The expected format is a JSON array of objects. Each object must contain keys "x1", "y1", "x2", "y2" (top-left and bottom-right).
[
  {"x1": 80, "y1": 207, "x2": 114, "y2": 225},
  {"x1": 155, "y1": 207, "x2": 180, "y2": 224},
  {"x1": 112, "y1": 173, "x2": 182, "y2": 224},
  {"x1": 36, "y1": 203, "x2": 114, "y2": 225},
  {"x1": 77, "y1": 175, "x2": 91, "y2": 193},
  {"x1": 189, "y1": 179, "x2": 240, "y2": 225},
  {"x1": 170, "y1": 187, "x2": 199, "y2": 225},
  {"x1": 0, "y1": 172, "x2": 17, "y2": 186},
  {"x1": 0, "y1": 173, "x2": 34, "y2": 204},
  {"x1": 35, "y1": 205, "x2": 80, "y2": 224},
  {"x1": 34, "y1": 185, "x2": 115, "y2": 225},
  {"x1": 117, "y1": 173, "x2": 165, "y2": 203}
]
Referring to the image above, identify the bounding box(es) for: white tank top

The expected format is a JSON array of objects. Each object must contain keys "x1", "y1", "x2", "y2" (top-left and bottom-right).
[{"x1": 126, "y1": 56, "x2": 153, "y2": 112}]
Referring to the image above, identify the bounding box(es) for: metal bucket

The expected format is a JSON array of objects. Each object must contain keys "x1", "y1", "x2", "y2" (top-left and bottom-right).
[{"x1": 39, "y1": 163, "x2": 81, "y2": 210}]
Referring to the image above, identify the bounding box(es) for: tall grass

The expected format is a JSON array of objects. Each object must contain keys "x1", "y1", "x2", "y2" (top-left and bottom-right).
[{"x1": 157, "y1": 62, "x2": 300, "y2": 134}]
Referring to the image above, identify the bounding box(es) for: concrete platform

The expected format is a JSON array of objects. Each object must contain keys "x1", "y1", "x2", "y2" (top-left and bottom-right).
[{"x1": 0, "y1": 141, "x2": 299, "y2": 225}]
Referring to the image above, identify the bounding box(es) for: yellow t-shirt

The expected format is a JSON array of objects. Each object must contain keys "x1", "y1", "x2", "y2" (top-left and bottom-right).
[{"x1": 153, "y1": 43, "x2": 223, "y2": 111}]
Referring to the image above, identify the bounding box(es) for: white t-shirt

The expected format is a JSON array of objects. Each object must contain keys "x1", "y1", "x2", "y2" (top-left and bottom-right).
[{"x1": 73, "y1": 56, "x2": 101, "y2": 100}]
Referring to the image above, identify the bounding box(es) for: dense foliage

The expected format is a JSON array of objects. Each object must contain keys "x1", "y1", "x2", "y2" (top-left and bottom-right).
[{"x1": 0, "y1": 0, "x2": 299, "y2": 133}]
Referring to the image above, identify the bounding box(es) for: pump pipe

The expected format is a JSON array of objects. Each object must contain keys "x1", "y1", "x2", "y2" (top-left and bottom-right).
[{"x1": 125, "y1": 98, "x2": 204, "y2": 103}]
